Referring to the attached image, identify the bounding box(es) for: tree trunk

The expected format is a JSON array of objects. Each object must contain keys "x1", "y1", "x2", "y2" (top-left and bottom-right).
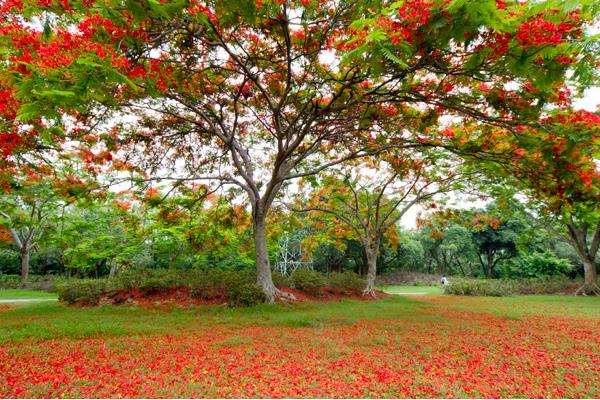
[
  {"x1": 363, "y1": 238, "x2": 379, "y2": 297},
  {"x1": 454, "y1": 256, "x2": 465, "y2": 276},
  {"x1": 565, "y1": 222, "x2": 599, "y2": 296},
  {"x1": 576, "y1": 258, "x2": 600, "y2": 295},
  {"x1": 109, "y1": 259, "x2": 118, "y2": 278},
  {"x1": 253, "y1": 209, "x2": 295, "y2": 302},
  {"x1": 21, "y1": 245, "x2": 30, "y2": 283},
  {"x1": 485, "y1": 252, "x2": 493, "y2": 278}
]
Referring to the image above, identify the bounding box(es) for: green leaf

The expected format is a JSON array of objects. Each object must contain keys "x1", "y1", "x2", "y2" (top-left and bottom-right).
[
  {"x1": 378, "y1": 44, "x2": 409, "y2": 68},
  {"x1": 31, "y1": 89, "x2": 76, "y2": 98}
]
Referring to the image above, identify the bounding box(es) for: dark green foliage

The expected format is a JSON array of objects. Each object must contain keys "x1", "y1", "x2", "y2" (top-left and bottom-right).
[
  {"x1": 226, "y1": 284, "x2": 267, "y2": 307},
  {"x1": 509, "y1": 276, "x2": 582, "y2": 295},
  {"x1": 505, "y1": 252, "x2": 573, "y2": 278},
  {"x1": 136, "y1": 269, "x2": 187, "y2": 290},
  {"x1": 444, "y1": 276, "x2": 585, "y2": 296},
  {"x1": 271, "y1": 271, "x2": 291, "y2": 288},
  {"x1": 327, "y1": 272, "x2": 365, "y2": 294},
  {"x1": 289, "y1": 269, "x2": 327, "y2": 295},
  {"x1": 189, "y1": 269, "x2": 254, "y2": 300},
  {"x1": 56, "y1": 279, "x2": 111, "y2": 305},
  {"x1": 112, "y1": 268, "x2": 153, "y2": 290},
  {"x1": 0, "y1": 274, "x2": 21, "y2": 289}
]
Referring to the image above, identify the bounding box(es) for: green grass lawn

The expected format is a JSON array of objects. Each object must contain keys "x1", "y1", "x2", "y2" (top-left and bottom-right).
[
  {"x1": 0, "y1": 297, "x2": 430, "y2": 343},
  {"x1": 0, "y1": 295, "x2": 598, "y2": 398},
  {"x1": 0, "y1": 289, "x2": 57, "y2": 300},
  {"x1": 379, "y1": 285, "x2": 444, "y2": 295}
]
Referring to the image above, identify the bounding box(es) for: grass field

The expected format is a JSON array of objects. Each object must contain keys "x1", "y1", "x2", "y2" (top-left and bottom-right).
[
  {"x1": 0, "y1": 289, "x2": 58, "y2": 299},
  {"x1": 0, "y1": 295, "x2": 598, "y2": 398}
]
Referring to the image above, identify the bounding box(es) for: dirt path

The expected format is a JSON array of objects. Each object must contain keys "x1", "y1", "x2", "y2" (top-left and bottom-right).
[{"x1": 0, "y1": 299, "x2": 57, "y2": 303}]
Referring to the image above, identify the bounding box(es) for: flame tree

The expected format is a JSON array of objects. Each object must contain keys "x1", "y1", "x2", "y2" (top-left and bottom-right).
[{"x1": 1, "y1": 0, "x2": 597, "y2": 298}]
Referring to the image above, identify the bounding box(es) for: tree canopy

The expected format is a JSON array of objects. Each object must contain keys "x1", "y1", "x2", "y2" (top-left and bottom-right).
[{"x1": 0, "y1": 0, "x2": 598, "y2": 296}]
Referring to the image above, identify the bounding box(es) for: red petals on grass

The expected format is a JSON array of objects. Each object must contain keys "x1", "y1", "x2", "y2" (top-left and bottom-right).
[{"x1": 0, "y1": 303, "x2": 598, "y2": 398}]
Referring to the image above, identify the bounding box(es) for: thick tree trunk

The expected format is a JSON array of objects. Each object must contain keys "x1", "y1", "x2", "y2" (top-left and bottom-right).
[
  {"x1": 21, "y1": 245, "x2": 30, "y2": 283},
  {"x1": 565, "y1": 222, "x2": 599, "y2": 296},
  {"x1": 253, "y1": 209, "x2": 295, "y2": 302},
  {"x1": 485, "y1": 252, "x2": 493, "y2": 278},
  {"x1": 363, "y1": 239, "x2": 379, "y2": 297},
  {"x1": 576, "y1": 258, "x2": 600, "y2": 295},
  {"x1": 363, "y1": 251, "x2": 377, "y2": 297}
]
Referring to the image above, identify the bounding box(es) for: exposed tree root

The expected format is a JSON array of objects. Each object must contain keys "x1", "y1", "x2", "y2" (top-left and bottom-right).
[
  {"x1": 362, "y1": 287, "x2": 378, "y2": 299},
  {"x1": 274, "y1": 288, "x2": 297, "y2": 302},
  {"x1": 575, "y1": 282, "x2": 600, "y2": 296}
]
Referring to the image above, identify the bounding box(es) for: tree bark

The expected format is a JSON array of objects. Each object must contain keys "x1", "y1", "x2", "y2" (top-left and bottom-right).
[
  {"x1": 576, "y1": 257, "x2": 600, "y2": 295},
  {"x1": 566, "y1": 221, "x2": 600, "y2": 295},
  {"x1": 484, "y1": 252, "x2": 493, "y2": 278},
  {"x1": 252, "y1": 208, "x2": 295, "y2": 302},
  {"x1": 109, "y1": 259, "x2": 119, "y2": 278},
  {"x1": 21, "y1": 245, "x2": 30, "y2": 283},
  {"x1": 363, "y1": 237, "x2": 379, "y2": 297}
]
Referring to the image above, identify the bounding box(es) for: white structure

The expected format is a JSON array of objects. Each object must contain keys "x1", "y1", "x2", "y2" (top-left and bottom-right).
[{"x1": 274, "y1": 235, "x2": 313, "y2": 275}]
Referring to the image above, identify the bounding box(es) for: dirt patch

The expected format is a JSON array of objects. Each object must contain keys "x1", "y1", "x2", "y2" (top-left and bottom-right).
[
  {"x1": 276, "y1": 287, "x2": 387, "y2": 303},
  {"x1": 95, "y1": 287, "x2": 387, "y2": 307},
  {"x1": 99, "y1": 287, "x2": 227, "y2": 307}
]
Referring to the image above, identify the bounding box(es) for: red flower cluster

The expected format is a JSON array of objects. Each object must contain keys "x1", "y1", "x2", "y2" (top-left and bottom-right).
[
  {"x1": 515, "y1": 14, "x2": 579, "y2": 49},
  {"x1": 0, "y1": 226, "x2": 12, "y2": 242}
]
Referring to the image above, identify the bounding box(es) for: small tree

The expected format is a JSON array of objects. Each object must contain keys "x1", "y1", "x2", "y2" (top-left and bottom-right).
[
  {"x1": 300, "y1": 153, "x2": 459, "y2": 295},
  {"x1": 0, "y1": 177, "x2": 62, "y2": 281},
  {"x1": 471, "y1": 214, "x2": 521, "y2": 278}
]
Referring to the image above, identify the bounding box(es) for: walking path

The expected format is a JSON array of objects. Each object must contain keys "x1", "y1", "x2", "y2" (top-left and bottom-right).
[
  {"x1": 0, "y1": 298, "x2": 57, "y2": 303},
  {"x1": 390, "y1": 292, "x2": 429, "y2": 295}
]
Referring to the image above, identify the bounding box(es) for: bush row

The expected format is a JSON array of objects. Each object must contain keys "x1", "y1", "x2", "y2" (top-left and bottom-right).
[
  {"x1": 444, "y1": 276, "x2": 584, "y2": 296},
  {"x1": 0, "y1": 274, "x2": 64, "y2": 291},
  {"x1": 56, "y1": 268, "x2": 366, "y2": 306}
]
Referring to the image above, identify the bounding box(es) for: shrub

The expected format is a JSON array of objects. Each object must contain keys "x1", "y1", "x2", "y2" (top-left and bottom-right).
[
  {"x1": 444, "y1": 276, "x2": 585, "y2": 296},
  {"x1": 444, "y1": 278, "x2": 512, "y2": 296},
  {"x1": 289, "y1": 269, "x2": 327, "y2": 295},
  {"x1": 271, "y1": 271, "x2": 291, "y2": 288},
  {"x1": 56, "y1": 279, "x2": 111, "y2": 305},
  {"x1": 510, "y1": 276, "x2": 581, "y2": 294},
  {"x1": 137, "y1": 269, "x2": 187, "y2": 291},
  {"x1": 376, "y1": 271, "x2": 441, "y2": 286},
  {"x1": 113, "y1": 268, "x2": 148, "y2": 291},
  {"x1": 227, "y1": 283, "x2": 267, "y2": 307},
  {"x1": 328, "y1": 272, "x2": 365, "y2": 294},
  {"x1": 0, "y1": 274, "x2": 64, "y2": 291},
  {"x1": 0, "y1": 274, "x2": 21, "y2": 289},
  {"x1": 505, "y1": 252, "x2": 573, "y2": 278},
  {"x1": 189, "y1": 269, "x2": 254, "y2": 300}
]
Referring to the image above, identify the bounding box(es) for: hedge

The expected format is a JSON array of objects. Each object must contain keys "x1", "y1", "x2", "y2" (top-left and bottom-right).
[
  {"x1": 56, "y1": 268, "x2": 367, "y2": 306},
  {"x1": 444, "y1": 276, "x2": 585, "y2": 296}
]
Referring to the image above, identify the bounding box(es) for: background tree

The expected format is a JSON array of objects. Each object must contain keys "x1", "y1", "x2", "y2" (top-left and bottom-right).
[
  {"x1": 470, "y1": 213, "x2": 521, "y2": 278},
  {"x1": 466, "y1": 108, "x2": 600, "y2": 293},
  {"x1": 299, "y1": 152, "x2": 459, "y2": 295},
  {"x1": 0, "y1": 174, "x2": 64, "y2": 281}
]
